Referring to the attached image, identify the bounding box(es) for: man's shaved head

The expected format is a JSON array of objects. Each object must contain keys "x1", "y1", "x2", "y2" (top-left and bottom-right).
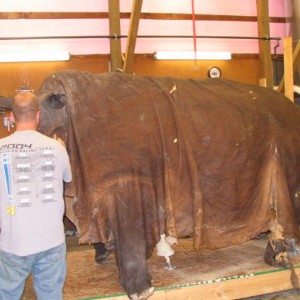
[{"x1": 12, "y1": 92, "x2": 40, "y2": 123}]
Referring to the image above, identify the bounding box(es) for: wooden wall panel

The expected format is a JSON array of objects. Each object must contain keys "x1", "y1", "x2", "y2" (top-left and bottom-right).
[
  {"x1": 133, "y1": 55, "x2": 260, "y2": 85},
  {"x1": 0, "y1": 55, "x2": 109, "y2": 97},
  {"x1": 0, "y1": 55, "x2": 260, "y2": 97}
]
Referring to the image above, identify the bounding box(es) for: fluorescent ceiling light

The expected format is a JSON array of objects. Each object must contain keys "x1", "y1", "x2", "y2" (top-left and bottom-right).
[
  {"x1": 154, "y1": 51, "x2": 232, "y2": 60},
  {"x1": 0, "y1": 51, "x2": 70, "y2": 62}
]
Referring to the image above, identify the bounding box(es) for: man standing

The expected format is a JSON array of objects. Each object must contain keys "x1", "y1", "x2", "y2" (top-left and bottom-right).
[{"x1": 0, "y1": 92, "x2": 72, "y2": 300}]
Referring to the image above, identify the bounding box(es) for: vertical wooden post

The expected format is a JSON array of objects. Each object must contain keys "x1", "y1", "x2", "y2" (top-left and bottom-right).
[
  {"x1": 283, "y1": 37, "x2": 294, "y2": 101},
  {"x1": 108, "y1": 0, "x2": 123, "y2": 72},
  {"x1": 123, "y1": 0, "x2": 143, "y2": 73},
  {"x1": 276, "y1": 40, "x2": 300, "y2": 94},
  {"x1": 256, "y1": 0, "x2": 274, "y2": 88}
]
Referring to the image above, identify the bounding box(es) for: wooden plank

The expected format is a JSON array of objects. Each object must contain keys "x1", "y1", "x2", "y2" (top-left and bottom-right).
[
  {"x1": 140, "y1": 14, "x2": 287, "y2": 23},
  {"x1": 0, "y1": 12, "x2": 289, "y2": 23},
  {"x1": 123, "y1": 0, "x2": 143, "y2": 73},
  {"x1": 108, "y1": 0, "x2": 123, "y2": 72},
  {"x1": 97, "y1": 268, "x2": 300, "y2": 300},
  {"x1": 152, "y1": 268, "x2": 300, "y2": 300},
  {"x1": 277, "y1": 40, "x2": 300, "y2": 93},
  {"x1": 256, "y1": 0, "x2": 274, "y2": 88},
  {"x1": 283, "y1": 37, "x2": 294, "y2": 101}
]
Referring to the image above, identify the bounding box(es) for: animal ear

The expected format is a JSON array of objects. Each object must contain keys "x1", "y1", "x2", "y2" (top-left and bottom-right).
[{"x1": 45, "y1": 93, "x2": 66, "y2": 109}]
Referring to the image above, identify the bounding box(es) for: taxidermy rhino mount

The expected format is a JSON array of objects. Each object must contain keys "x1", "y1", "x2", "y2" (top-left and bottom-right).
[{"x1": 1, "y1": 70, "x2": 300, "y2": 300}]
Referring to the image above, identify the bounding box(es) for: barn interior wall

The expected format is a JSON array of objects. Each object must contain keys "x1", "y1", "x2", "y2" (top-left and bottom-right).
[{"x1": 0, "y1": 55, "x2": 259, "y2": 97}]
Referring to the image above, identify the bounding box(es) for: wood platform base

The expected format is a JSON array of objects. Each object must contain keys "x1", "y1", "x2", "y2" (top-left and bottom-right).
[{"x1": 22, "y1": 237, "x2": 300, "y2": 300}]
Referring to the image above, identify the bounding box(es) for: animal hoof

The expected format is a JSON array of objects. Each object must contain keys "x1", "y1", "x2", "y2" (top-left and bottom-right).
[
  {"x1": 95, "y1": 251, "x2": 111, "y2": 264},
  {"x1": 130, "y1": 286, "x2": 154, "y2": 300},
  {"x1": 94, "y1": 242, "x2": 111, "y2": 264}
]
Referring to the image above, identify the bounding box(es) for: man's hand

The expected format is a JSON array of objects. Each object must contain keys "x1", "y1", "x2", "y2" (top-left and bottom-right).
[{"x1": 53, "y1": 134, "x2": 66, "y2": 148}]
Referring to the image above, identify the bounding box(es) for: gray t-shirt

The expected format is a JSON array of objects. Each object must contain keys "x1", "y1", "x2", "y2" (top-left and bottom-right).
[{"x1": 0, "y1": 130, "x2": 72, "y2": 256}]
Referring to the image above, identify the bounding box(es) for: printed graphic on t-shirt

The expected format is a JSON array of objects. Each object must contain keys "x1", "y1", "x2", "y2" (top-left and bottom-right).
[
  {"x1": 1, "y1": 153, "x2": 13, "y2": 208},
  {"x1": 0, "y1": 143, "x2": 60, "y2": 212}
]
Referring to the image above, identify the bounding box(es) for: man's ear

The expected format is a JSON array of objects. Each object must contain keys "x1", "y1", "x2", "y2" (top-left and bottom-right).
[
  {"x1": 36, "y1": 111, "x2": 40, "y2": 125},
  {"x1": 8, "y1": 111, "x2": 15, "y2": 132}
]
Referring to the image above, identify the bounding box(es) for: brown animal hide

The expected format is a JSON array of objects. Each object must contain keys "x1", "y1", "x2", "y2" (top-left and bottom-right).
[
  {"x1": 36, "y1": 71, "x2": 300, "y2": 250},
  {"x1": 33, "y1": 71, "x2": 300, "y2": 298}
]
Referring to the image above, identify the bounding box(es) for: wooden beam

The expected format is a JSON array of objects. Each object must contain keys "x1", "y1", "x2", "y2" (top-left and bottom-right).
[
  {"x1": 101, "y1": 267, "x2": 300, "y2": 300},
  {"x1": 0, "y1": 12, "x2": 289, "y2": 23},
  {"x1": 108, "y1": 0, "x2": 123, "y2": 72},
  {"x1": 283, "y1": 37, "x2": 294, "y2": 101},
  {"x1": 140, "y1": 14, "x2": 287, "y2": 23},
  {"x1": 123, "y1": 0, "x2": 143, "y2": 73},
  {"x1": 256, "y1": 0, "x2": 274, "y2": 88},
  {"x1": 277, "y1": 40, "x2": 300, "y2": 93}
]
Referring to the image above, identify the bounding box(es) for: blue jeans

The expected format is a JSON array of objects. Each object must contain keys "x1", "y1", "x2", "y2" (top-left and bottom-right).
[{"x1": 0, "y1": 242, "x2": 66, "y2": 300}]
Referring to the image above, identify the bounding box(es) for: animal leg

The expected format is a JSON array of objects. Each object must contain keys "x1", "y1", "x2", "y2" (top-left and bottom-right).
[
  {"x1": 264, "y1": 215, "x2": 290, "y2": 268},
  {"x1": 111, "y1": 180, "x2": 156, "y2": 299},
  {"x1": 114, "y1": 238, "x2": 154, "y2": 300},
  {"x1": 93, "y1": 242, "x2": 111, "y2": 264}
]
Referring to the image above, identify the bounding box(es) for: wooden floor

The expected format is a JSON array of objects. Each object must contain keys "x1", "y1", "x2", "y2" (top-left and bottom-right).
[{"x1": 21, "y1": 236, "x2": 300, "y2": 300}]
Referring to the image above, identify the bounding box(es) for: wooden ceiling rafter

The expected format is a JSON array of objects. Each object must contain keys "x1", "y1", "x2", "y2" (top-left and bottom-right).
[
  {"x1": 277, "y1": 40, "x2": 300, "y2": 93},
  {"x1": 257, "y1": 0, "x2": 274, "y2": 88},
  {"x1": 0, "y1": 12, "x2": 289, "y2": 23},
  {"x1": 108, "y1": 0, "x2": 123, "y2": 72},
  {"x1": 123, "y1": 0, "x2": 143, "y2": 73}
]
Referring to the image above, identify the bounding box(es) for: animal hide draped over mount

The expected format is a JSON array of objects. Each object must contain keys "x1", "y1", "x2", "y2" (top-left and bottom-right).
[
  {"x1": 41, "y1": 71, "x2": 300, "y2": 247},
  {"x1": 1, "y1": 71, "x2": 300, "y2": 299}
]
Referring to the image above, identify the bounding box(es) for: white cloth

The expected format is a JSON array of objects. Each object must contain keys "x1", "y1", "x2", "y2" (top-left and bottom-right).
[{"x1": 0, "y1": 130, "x2": 72, "y2": 256}]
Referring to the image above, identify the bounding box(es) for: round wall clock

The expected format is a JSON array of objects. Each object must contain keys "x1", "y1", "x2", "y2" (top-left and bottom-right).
[{"x1": 208, "y1": 66, "x2": 221, "y2": 78}]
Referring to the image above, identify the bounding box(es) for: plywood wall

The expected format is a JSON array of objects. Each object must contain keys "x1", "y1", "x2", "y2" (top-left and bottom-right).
[{"x1": 0, "y1": 54, "x2": 260, "y2": 97}]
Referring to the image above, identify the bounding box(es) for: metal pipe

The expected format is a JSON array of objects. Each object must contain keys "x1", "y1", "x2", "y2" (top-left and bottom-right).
[{"x1": 0, "y1": 35, "x2": 281, "y2": 41}]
